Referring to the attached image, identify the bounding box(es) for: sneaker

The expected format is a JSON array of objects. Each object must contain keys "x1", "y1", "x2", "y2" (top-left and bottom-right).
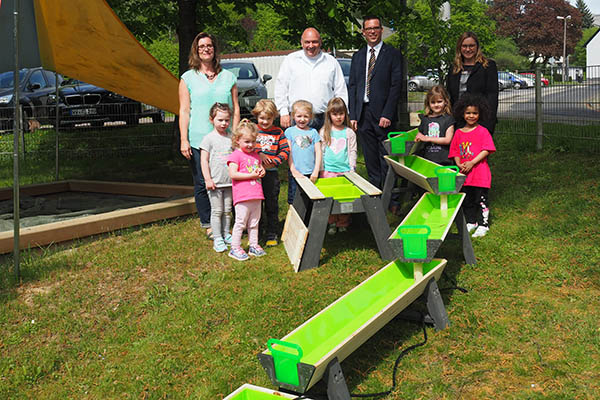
[
  {"x1": 213, "y1": 238, "x2": 227, "y2": 253},
  {"x1": 265, "y1": 236, "x2": 278, "y2": 247},
  {"x1": 472, "y1": 226, "x2": 489, "y2": 238},
  {"x1": 327, "y1": 224, "x2": 337, "y2": 235},
  {"x1": 229, "y1": 247, "x2": 249, "y2": 261},
  {"x1": 223, "y1": 233, "x2": 232, "y2": 245},
  {"x1": 338, "y1": 226, "x2": 347, "y2": 233},
  {"x1": 466, "y1": 223, "x2": 478, "y2": 233},
  {"x1": 248, "y1": 245, "x2": 267, "y2": 257}
]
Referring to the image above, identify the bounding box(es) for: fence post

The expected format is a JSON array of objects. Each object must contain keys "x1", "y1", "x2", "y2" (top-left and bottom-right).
[{"x1": 535, "y1": 66, "x2": 543, "y2": 151}]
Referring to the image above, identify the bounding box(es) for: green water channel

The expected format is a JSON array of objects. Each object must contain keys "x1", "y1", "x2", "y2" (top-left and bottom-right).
[
  {"x1": 227, "y1": 388, "x2": 291, "y2": 400},
  {"x1": 389, "y1": 155, "x2": 443, "y2": 178},
  {"x1": 268, "y1": 259, "x2": 444, "y2": 366},
  {"x1": 392, "y1": 194, "x2": 463, "y2": 240}
]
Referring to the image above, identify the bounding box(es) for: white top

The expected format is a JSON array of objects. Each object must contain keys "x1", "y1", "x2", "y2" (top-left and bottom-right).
[
  {"x1": 275, "y1": 50, "x2": 348, "y2": 116},
  {"x1": 364, "y1": 41, "x2": 383, "y2": 103}
]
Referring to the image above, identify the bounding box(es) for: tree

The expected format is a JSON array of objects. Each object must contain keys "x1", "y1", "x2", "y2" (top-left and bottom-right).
[
  {"x1": 576, "y1": 0, "x2": 595, "y2": 29},
  {"x1": 493, "y1": 36, "x2": 530, "y2": 71},
  {"x1": 490, "y1": 0, "x2": 583, "y2": 67}
]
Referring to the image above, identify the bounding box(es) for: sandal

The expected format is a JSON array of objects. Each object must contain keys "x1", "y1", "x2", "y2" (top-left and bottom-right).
[{"x1": 205, "y1": 228, "x2": 213, "y2": 240}]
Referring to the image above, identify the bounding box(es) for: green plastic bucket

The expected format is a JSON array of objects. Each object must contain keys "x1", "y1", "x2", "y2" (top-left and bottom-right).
[
  {"x1": 435, "y1": 166, "x2": 459, "y2": 192},
  {"x1": 267, "y1": 339, "x2": 303, "y2": 386},
  {"x1": 387, "y1": 132, "x2": 406, "y2": 154},
  {"x1": 396, "y1": 225, "x2": 431, "y2": 259}
]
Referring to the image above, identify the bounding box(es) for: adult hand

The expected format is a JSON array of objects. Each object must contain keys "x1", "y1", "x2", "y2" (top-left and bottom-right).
[
  {"x1": 350, "y1": 120, "x2": 358, "y2": 131},
  {"x1": 280, "y1": 115, "x2": 291, "y2": 129},
  {"x1": 378, "y1": 117, "x2": 391, "y2": 128},
  {"x1": 180, "y1": 140, "x2": 192, "y2": 160}
]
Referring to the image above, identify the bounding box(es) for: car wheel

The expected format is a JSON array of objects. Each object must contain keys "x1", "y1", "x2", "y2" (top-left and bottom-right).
[
  {"x1": 514, "y1": 82, "x2": 521, "y2": 90},
  {"x1": 408, "y1": 82, "x2": 418, "y2": 92}
]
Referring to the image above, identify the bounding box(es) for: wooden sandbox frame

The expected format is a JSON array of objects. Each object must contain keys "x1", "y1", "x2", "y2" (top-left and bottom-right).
[{"x1": 0, "y1": 180, "x2": 196, "y2": 254}]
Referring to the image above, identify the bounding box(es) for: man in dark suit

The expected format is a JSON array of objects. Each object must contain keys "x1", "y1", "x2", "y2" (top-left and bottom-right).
[{"x1": 349, "y1": 16, "x2": 403, "y2": 190}]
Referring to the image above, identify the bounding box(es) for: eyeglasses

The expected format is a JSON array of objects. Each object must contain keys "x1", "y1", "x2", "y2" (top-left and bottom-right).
[
  {"x1": 198, "y1": 44, "x2": 214, "y2": 51},
  {"x1": 461, "y1": 44, "x2": 477, "y2": 49},
  {"x1": 363, "y1": 27, "x2": 382, "y2": 32}
]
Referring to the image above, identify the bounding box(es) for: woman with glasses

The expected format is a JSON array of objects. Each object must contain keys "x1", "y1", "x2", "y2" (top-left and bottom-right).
[
  {"x1": 179, "y1": 32, "x2": 240, "y2": 238},
  {"x1": 446, "y1": 32, "x2": 498, "y2": 135}
]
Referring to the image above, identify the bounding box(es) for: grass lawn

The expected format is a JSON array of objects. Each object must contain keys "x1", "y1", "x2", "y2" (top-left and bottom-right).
[{"x1": 0, "y1": 133, "x2": 599, "y2": 399}]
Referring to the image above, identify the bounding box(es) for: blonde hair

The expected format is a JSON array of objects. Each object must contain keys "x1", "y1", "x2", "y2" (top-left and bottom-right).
[
  {"x1": 424, "y1": 85, "x2": 452, "y2": 116},
  {"x1": 188, "y1": 32, "x2": 222, "y2": 74},
  {"x1": 452, "y1": 32, "x2": 489, "y2": 74},
  {"x1": 291, "y1": 100, "x2": 313, "y2": 119},
  {"x1": 252, "y1": 99, "x2": 279, "y2": 119},
  {"x1": 231, "y1": 119, "x2": 259, "y2": 149},
  {"x1": 322, "y1": 97, "x2": 350, "y2": 146}
]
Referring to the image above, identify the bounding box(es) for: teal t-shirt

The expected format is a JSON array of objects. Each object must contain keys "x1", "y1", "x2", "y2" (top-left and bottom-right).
[
  {"x1": 181, "y1": 69, "x2": 236, "y2": 149},
  {"x1": 323, "y1": 128, "x2": 351, "y2": 173}
]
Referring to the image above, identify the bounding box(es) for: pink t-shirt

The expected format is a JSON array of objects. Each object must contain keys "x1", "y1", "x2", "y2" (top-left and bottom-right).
[
  {"x1": 449, "y1": 125, "x2": 496, "y2": 188},
  {"x1": 227, "y1": 149, "x2": 265, "y2": 205}
]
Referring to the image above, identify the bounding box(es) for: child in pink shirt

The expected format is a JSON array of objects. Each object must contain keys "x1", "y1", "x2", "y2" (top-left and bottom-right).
[
  {"x1": 227, "y1": 119, "x2": 266, "y2": 261},
  {"x1": 449, "y1": 93, "x2": 496, "y2": 238}
]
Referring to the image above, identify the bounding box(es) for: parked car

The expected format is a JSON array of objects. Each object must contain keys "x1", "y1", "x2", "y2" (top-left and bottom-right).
[
  {"x1": 498, "y1": 71, "x2": 528, "y2": 90},
  {"x1": 336, "y1": 57, "x2": 352, "y2": 87},
  {"x1": 0, "y1": 67, "x2": 62, "y2": 132},
  {"x1": 408, "y1": 72, "x2": 439, "y2": 92},
  {"x1": 520, "y1": 72, "x2": 549, "y2": 86},
  {"x1": 221, "y1": 60, "x2": 271, "y2": 118},
  {"x1": 498, "y1": 76, "x2": 514, "y2": 91}
]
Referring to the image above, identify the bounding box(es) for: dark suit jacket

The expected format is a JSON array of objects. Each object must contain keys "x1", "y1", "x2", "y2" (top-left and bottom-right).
[
  {"x1": 446, "y1": 60, "x2": 499, "y2": 133},
  {"x1": 348, "y1": 43, "x2": 403, "y2": 125}
]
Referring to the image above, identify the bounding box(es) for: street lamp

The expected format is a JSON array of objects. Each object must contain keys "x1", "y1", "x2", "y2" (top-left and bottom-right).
[{"x1": 556, "y1": 15, "x2": 571, "y2": 82}]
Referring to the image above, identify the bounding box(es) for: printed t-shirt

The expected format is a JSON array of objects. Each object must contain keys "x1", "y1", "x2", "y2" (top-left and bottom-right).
[
  {"x1": 199, "y1": 130, "x2": 233, "y2": 187},
  {"x1": 449, "y1": 125, "x2": 496, "y2": 188},
  {"x1": 227, "y1": 149, "x2": 265, "y2": 205},
  {"x1": 284, "y1": 126, "x2": 321, "y2": 175}
]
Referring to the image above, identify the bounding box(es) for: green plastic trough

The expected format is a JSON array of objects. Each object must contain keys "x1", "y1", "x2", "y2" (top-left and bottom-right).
[
  {"x1": 314, "y1": 177, "x2": 364, "y2": 203},
  {"x1": 384, "y1": 154, "x2": 466, "y2": 194},
  {"x1": 389, "y1": 193, "x2": 465, "y2": 262},
  {"x1": 223, "y1": 383, "x2": 298, "y2": 399},
  {"x1": 258, "y1": 258, "x2": 448, "y2": 393}
]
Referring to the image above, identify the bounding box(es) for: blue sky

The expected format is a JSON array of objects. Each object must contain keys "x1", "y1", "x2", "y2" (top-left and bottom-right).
[{"x1": 569, "y1": 0, "x2": 600, "y2": 14}]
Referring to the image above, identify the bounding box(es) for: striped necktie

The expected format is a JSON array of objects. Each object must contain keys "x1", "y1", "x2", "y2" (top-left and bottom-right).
[{"x1": 366, "y1": 47, "x2": 376, "y2": 98}]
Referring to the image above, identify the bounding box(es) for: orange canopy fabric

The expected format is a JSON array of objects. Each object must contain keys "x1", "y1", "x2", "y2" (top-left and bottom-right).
[{"x1": 33, "y1": 0, "x2": 179, "y2": 114}]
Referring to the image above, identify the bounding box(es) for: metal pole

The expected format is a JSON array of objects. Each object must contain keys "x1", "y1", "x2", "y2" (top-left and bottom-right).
[
  {"x1": 535, "y1": 66, "x2": 543, "y2": 151},
  {"x1": 55, "y1": 71, "x2": 59, "y2": 181},
  {"x1": 13, "y1": 0, "x2": 21, "y2": 280},
  {"x1": 562, "y1": 19, "x2": 566, "y2": 81}
]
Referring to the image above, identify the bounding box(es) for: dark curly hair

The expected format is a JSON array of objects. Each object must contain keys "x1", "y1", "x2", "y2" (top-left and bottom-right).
[{"x1": 453, "y1": 93, "x2": 490, "y2": 126}]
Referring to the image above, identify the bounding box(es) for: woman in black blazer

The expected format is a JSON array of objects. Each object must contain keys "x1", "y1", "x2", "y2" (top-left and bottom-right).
[{"x1": 446, "y1": 32, "x2": 498, "y2": 134}]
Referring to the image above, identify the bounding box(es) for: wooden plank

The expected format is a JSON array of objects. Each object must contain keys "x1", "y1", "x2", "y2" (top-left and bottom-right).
[
  {"x1": 0, "y1": 181, "x2": 70, "y2": 201},
  {"x1": 281, "y1": 206, "x2": 309, "y2": 272},
  {"x1": 67, "y1": 180, "x2": 193, "y2": 198},
  {"x1": 343, "y1": 171, "x2": 381, "y2": 196},
  {"x1": 0, "y1": 197, "x2": 196, "y2": 254},
  {"x1": 295, "y1": 176, "x2": 325, "y2": 200},
  {"x1": 384, "y1": 155, "x2": 432, "y2": 193}
]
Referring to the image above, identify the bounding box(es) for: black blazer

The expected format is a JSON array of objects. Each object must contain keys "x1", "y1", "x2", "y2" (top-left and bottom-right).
[
  {"x1": 446, "y1": 60, "x2": 499, "y2": 133},
  {"x1": 348, "y1": 43, "x2": 403, "y2": 124}
]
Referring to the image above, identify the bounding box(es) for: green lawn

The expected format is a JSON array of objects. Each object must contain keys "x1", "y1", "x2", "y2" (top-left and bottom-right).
[{"x1": 0, "y1": 132, "x2": 599, "y2": 399}]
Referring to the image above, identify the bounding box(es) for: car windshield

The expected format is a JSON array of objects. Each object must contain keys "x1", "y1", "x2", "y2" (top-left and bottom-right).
[
  {"x1": 0, "y1": 70, "x2": 26, "y2": 89},
  {"x1": 222, "y1": 63, "x2": 258, "y2": 80},
  {"x1": 337, "y1": 59, "x2": 351, "y2": 76}
]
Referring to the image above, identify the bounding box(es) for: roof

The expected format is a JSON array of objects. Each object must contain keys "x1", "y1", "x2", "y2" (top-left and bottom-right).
[{"x1": 584, "y1": 27, "x2": 600, "y2": 48}]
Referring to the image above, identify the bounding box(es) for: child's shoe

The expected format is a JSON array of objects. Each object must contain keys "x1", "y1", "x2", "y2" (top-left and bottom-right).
[
  {"x1": 338, "y1": 226, "x2": 347, "y2": 233},
  {"x1": 327, "y1": 223, "x2": 337, "y2": 235},
  {"x1": 248, "y1": 245, "x2": 267, "y2": 257},
  {"x1": 265, "y1": 235, "x2": 278, "y2": 247},
  {"x1": 229, "y1": 247, "x2": 249, "y2": 261},
  {"x1": 466, "y1": 223, "x2": 478, "y2": 233},
  {"x1": 223, "y1": 233, "x2": 232, "y2": 245},
  {"x1": 472, "y1": 226, "x2": 489, "y2": 238},
  {"x1": 213, "y1": 238, "x2": 228, "y2": 253}
]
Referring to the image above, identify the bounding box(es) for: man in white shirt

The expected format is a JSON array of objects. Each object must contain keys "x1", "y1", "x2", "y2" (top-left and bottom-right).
[{"x1": 275, "y1": 28, "x2": 348, "y2": 130}]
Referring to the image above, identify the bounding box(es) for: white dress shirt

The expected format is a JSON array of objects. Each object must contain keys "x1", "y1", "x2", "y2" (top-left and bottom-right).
[
  {"x1": 363, "y1": 41, "x2": 383, "y2": 103},
  {"x1": 275, "y1": 50, "x2": 348, "y2": 116}
]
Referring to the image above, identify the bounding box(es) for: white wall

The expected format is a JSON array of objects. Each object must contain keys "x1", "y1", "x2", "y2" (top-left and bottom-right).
[{"x1": 586, "y1": 31, "x2": 600, "y2": 78}]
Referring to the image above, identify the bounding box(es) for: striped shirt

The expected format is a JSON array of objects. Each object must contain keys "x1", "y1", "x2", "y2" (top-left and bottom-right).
[{"x1": 256, "y1": 125, "x2": 289, "y2": 170}]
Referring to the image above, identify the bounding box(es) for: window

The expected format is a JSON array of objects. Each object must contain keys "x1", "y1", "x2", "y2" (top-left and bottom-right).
[{"x1": 28, "y1": 70, "x2": 47, "y2": 89}]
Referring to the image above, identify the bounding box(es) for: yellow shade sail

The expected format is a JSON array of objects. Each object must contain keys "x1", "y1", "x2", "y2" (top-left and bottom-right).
[{"x1": 33, "y1": 0, "x2": 179, "y2": 114}]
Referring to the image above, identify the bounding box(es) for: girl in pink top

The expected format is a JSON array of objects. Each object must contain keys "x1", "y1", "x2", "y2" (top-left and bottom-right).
[
  {"x1": 449, "y1": 93, "x2": 496, "y2": 238},
  {"x1": 227, "y1": 119, "x2": 266, "y2": 261}
]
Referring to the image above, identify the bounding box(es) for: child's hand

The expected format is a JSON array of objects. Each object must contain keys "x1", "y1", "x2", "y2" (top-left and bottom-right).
[
  {"x1": 205, "y1": 179, "x2": 216, "y2": 191},
  {"x1": 257, "y1": 166, "x2": 266, "y2": 178},
  {"x1": 292, "y1": 170, "x2": 303, "y2": 179},
  {"x1": 259, "y1": 153, "x2": 273, "y2": 168},
  {"x1": 415, "y1": 132, "x2": 427, "y2": 142},
  {"x1": 461, "y1": 160, "x2": 475, "y2": 174},
  {"x1": 310, "y1": 173, "x2": 318, "y2": 183}
]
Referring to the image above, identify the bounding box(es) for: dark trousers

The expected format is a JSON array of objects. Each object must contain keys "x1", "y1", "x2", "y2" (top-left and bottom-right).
[
  {"x1": 463, "y1": 186, "x2": 490, "y2": 227},
  {"x1": 357, "y1": 103, "x2": 392, "y2": 189},
  {"x1": 190, "y1": 147, "x2": 211, "y2": 227},
  {"x1": 261, "y1": 169, "x2": 280, "y2": 238}
]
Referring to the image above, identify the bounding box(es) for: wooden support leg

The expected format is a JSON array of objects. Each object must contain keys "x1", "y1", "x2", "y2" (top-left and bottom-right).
[
  {"x1": 425, "y1": 279, "x2": 450, "y2": 330},
  {"x1": 440, "y1": 194, "x2": 448, "y2": 218},
  {"x1": 324, "y1": 357, "x2": 351, "y2": 400},
  {"x1": 298, "y1": 198, "x2": 334, "y2": 271},
  {"x1": 381, "y1": 167, "x2": 396, "y2": 211},
  {"x1": 456, "y1": 207, "x2": 477, "y2": 265},
  {"x1": 413, "y1": 262, "x2": 423, "y2": 283},
  {"x1": 361, "y1": 195, "x2": 395, "y2": 260}
]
